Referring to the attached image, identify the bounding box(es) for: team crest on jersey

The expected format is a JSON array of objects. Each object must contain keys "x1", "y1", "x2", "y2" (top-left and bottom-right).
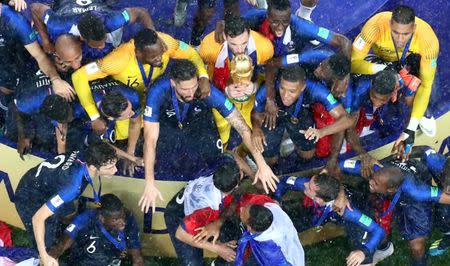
[
  {"x1": 66, "y1": 223, "x2": 76, "y2": 232},
  {"x1": 354, "y1": 36, "x2": 366, "y2": 51}
]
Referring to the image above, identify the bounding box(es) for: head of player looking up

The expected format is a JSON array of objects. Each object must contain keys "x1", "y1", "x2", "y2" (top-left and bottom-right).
[
  {"x1": 390, "y1": 5, "x2": 416, "y2": 49},
  {"x1": 278, "y1": 65, "x2": 306, "y2": 107},
  {"x1": 134, "y1": 28, "x2": 167, "y2": 68},
  {"x1": 266, "y1": 0, "x2": 292, "y2": 38},
  {"x1": 169, "y1": 59, "x2": 200, "y2": 103},
  {"x1": 98, "y1": 194, "x2": 127, "y2": 232}
]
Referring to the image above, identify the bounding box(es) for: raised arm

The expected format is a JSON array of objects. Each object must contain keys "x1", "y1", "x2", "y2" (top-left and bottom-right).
[
  {"x1": 30, "y1": 3, "x2": 53, "y2": 53},
  {"x1": 126, "y1": 7, "x2": 155, "y2": 30}
]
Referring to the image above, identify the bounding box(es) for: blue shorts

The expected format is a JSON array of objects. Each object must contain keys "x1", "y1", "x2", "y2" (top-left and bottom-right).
[
  {"x1": 395, "y1": 200, "x2": 432, "y2": 241},
  {"x1": 262, "y1": 110, "x2": 315, "y2": 158}
]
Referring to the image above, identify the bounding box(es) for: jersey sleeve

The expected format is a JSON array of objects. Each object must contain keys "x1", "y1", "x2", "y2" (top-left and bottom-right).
[
  {"x1": 342, "y1": 207, "x2": 385, "y2": 255},
  {"x1": 274, "y1": 176, "x2": 309, "y2": 200},
  {"x1": 64, "y1": 209, "x2": 97, "y2": 239},
  {"x1": 350, "y1": 77, "x2": 372, "y2": 113},
  {"x1": 205, "y1": 86, "x2": 235, "y2": 118},
  {"x1": 253, "y1": 85, "x2": 267, "y2": 113},
  {"x1": 104, "y1": 9, "x2": 131, "y2": 32},
  {"x1": 159, "y1": 33, "x2": 208, "y2": 78},
  {"x1": 125, "y1": 212, "x2": 141, "y2": 249},
  {"x1": 351, "y1": 14, "x2": 383, "y2": 75},
  {"x1": 291, "y1": 15, "x2": 334, "y2": 44},
  {"x1": 253, "y1": 31, "x2": 274, "y2": 65},
  {"x1": 2, "y1": 5, "x2": 37, "y2": 45},
  {"x1": 410, "y1": 28, "x2": 439, "y2": 120},
  {"x1": 143, "y1": 79, "x2": 170, "y2": 122},
  {"x1": 421, "y1": 148, "x2": 446, "y2": 180},
  {"x1": 306, "y1": 80, "x2": 339, "y2": 111},
  {"x1": 182, "y1": 207, "x2": 220, "y2": 235},
  {"x1": 14, "y1": 87, "x2": 49, "y2": 114},
  {"x1": 198, "y1": 32, "x2": 221, "y2": 66},
  {"x1": 281, "y1": 49, "x2": 334, "y2": 67},
  {"x1": 402, "y1": 177, "x2": 442, "y2": 202},
  {"x1": 45, "y1": 166, "x2": 85, "y2": 213},
  {"x1": 72, "y1": 43, "x2": 132, "y2": 120},
  {"x1": 43, "y1": 9, "x2": 75, "y2": 40}
]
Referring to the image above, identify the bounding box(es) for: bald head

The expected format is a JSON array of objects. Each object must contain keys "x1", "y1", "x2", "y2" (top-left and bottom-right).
[{"x1": 55, "y1": 34, "x2": 83, "y2": 70}]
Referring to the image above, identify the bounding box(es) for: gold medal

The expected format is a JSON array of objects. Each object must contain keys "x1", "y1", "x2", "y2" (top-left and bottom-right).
[
  {"x1": 178, "y1": 122, "x2": 183, "y2": 129},
  {"x1": 290, "y1": 117, "x2": 299, "y2": 124},
  {"x1": 314, "y1": 226, "x2": 323, "y2": 232},
  {"x1": 120, "y1": 251, "x2": 127, "y2": 258}
]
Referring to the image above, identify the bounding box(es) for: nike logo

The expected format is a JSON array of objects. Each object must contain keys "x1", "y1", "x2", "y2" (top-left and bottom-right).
[
  {"x1": 90, "y1": 236, "x2": 100, "y2": 239},
  {"x1": 175, "y1": 193, "x2": 185, "y2": 204}
]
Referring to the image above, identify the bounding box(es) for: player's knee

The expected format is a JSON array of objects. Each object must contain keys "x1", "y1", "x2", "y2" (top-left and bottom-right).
[{"x1": 408, "y1": 238, "x2": 426, "y2": 258}]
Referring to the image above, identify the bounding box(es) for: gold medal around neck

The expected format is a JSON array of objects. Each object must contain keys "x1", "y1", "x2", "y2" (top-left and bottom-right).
[
  {"x1": 290, "y1": 117, "x2": 299, "y2": 124},
  {"x1": 178, "y1": 122, "x2": 183, "y2": 129}
]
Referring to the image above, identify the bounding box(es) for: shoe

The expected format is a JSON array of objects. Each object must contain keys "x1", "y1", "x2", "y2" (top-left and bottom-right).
[
  {"x1": 373, "y1": 241, "x2": 394, "y2": 264},
  {"x1": 173, "y1": 0, "x2": 188, "y2": 27},
  {"x1": 428, "y1": 239, "x2": 449, "y2": 257},
  {"x1": 419, "y1": 116, "x2": 436, "y2": 137}
]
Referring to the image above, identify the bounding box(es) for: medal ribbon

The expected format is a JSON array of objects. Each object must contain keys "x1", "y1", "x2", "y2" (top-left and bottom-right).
[
  {"x1": 171, "y1": 88, "x2": 190, "y2": 128},
  {"x1": 97, "y1": 221, "x2": 126, "y2": 252},
  {"x1": 137, "y1": 59, "x2": 154, "y2": 88}
]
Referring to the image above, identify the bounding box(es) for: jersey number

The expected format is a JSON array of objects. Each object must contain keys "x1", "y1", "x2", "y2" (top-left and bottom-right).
[
  {"x1": 126, "y1": 78, "x2": 140, "y2": 88},
  {"x1": 87, "y1": 240, "x2": 97, "y2": 253},
  {"x1": 35, "y1": 155, "x2": 66, "y2": 177}
]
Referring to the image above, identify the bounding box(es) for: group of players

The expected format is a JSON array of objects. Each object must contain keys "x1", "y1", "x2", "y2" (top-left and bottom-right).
[{"x1": 1, "y1": 0, "x2": 448, "y2": 265}]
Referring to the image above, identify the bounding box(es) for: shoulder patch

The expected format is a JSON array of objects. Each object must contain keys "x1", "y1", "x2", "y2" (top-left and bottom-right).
[
  {"x1": 317, "y1": 27, "x2": 330, "y2": 40},
  {"x1": 85, "y1": 62, "x2": 100, "y2": 75},
  {"x1": 430, "y1": 59, "x2": 437, "y2": 68},
  {"x1": 353, "y1": 36, "x2": 366, "y2": 51},
  {"x1": 179, "y1": 41, "x2": 189, "y2": 51},
  {"x1": 50, "y1": 194, "x2": 64, "y2": 208},
  {"x1": 326, "y1": 93, "x2": 338, "y2": 105},
  {"x1": 286, "y1": 176, "x2": 297, "y2": 185},
  {"x1": 66, "y1": 223, "x2": 76, "y2": 232},
  {"x1": 29, "y1": 31, "x2": 36, "y2": 41},
  {"x1": 425, "y1": 149, "x2": 436, "y2": 156},
  {"x1": 144, "y1": 106, "x2": 152, "y2": 117},
  {"x1": 224, "y1": 99, "x2": 233, "y2": 111},
  {"x1": 358, "y1": 214, "x2": 373, "y2": 227},
  {"x1": 286, "y1": 54, "x2": 300, "y2": 64},
  {"x1": 122, "y1": 10, "x2": 130, "y2": 21},
  {"x1": 431, "y1": 186, "x2": 439, "y2": 198},
  {"x1": 343, "y1": 159, "x2": 357, "y2": 169}
]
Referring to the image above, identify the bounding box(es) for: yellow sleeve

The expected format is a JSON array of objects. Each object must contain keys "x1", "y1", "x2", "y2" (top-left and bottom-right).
[
  {"x1": 252, "y1": 31, "x2": 274, "y2": 65},
  {"x1": 158, "y1": 32, "x2": 208, "y2": 78},
  {"x1": 410, "y1": 30, "x2": 439, "y2": 120},
  {"x1": 72, "y1": 43, "x2": 132, "y2": 120},
  {"x1": 199, "y1": 32, "x2": 221, "y2": 66},
  {"x1": 351, "y1": 13, "x2": 383, "y2": 74}
]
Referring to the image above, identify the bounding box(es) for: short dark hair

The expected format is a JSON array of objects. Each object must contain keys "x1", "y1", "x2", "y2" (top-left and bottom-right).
[
  {"x1": 85, "y1": 141, "x2": 117, "y2": 168},
  {"x1": 99, "y1": 194, "x2": 123, "y2": 217},
  {"x1": 170, "y1": 59, "x2": 197, "y2": 82},
  {"x1": 328, "y1": 54, "x2": 351, "y2": 79},
  {"x1": 40, "y1": 95, "x2": 71, "y2": 123},
  {"x1": 314, "y1": 173, "x2": 340, "y2": 202},
  {"x1": 248, "y1": 205, "x2": 273, "y2": 232},
  {"x1": 224, "y1": 16, "x2": 250, "y2": 38},
  {"x1": 268, "y1": 0, "x2": 291, "y2": 12},
  {"x1": 392, "y1": 5, "x2": 415, "y2": 24},
  {"x1": 101, "y1": 91, "x2": 128, "y2": 118},
  {"x1": 379, "y1": 166, "x2": 404, "y2": 189},
  {"x1": 78, "y1": 12, "x2": 106, "y2": 41},
  {"x1": 280, "y1": 65, "x2": 306, "y2": 83},
  {"x1": 134, "y1": 28, "x2": 159, "y2": 50},
  {"x1": 372, "y1": 70, "x2": 397, "y2": 95},
  {"x1": 213, "y1": 162, "x2": 240, "y2": 193}
]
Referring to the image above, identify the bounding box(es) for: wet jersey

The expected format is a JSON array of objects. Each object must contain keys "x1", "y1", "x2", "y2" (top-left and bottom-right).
[
  {"x1": 0, "y1": 5, "x2": 37, "y2": 88},
  {"x1": 51, "y1": 0, "x2": 112, "y2": 16},
  {"x1": 72, "y1": 34, "x2": 207, "y2": 121},
  {"x1": 15, "y1": 151, "x2": 91, "y2": 215},
  {"x1": 244, "y1": 9, "x2": 334, "y2": 57},
  {"x1": 254, "y1": 80, "x2": 340, "y2": 117},
  {"x1": 64, "y1": 209, "x2": 140, "y2": 266},
  {"x1": 421, "y1": 148, "x2": 446, "y2": 186},
  {"x1": 44, "y1": 8, "x2": 130, "y2": 59},
  {"x1": 144, "y1": 79, "x2": 235, "y2": 124},
  {"x1": 14, "y1": 69, "x2": 54, "y2": 115},
  {"x1": 352, "y1": 11, "x2": 439, "y2": 120}
]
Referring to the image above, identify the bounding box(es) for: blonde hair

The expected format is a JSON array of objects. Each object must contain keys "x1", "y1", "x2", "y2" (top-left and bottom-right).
[{"x1": 230, "y1": 54, "x2": 254, "y2": 84}]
